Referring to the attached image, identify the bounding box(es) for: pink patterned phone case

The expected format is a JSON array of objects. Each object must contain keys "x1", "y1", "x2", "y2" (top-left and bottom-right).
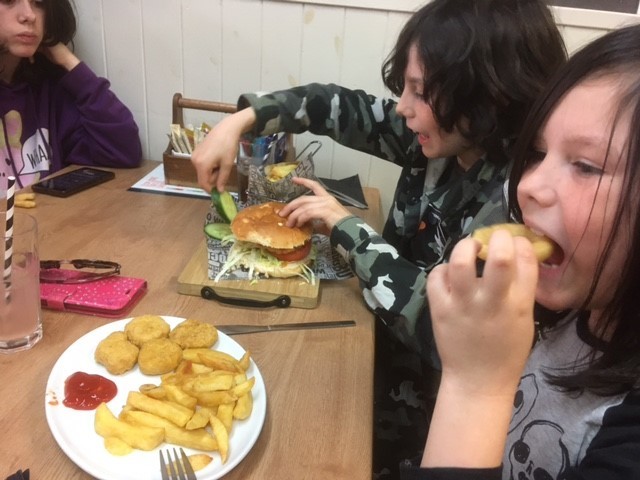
[{"x1": 40, "y1": 275, "x2": 147, "y2": 318}]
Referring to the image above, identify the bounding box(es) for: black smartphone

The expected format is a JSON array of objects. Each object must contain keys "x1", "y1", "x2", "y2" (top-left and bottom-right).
[{"x1": 31, "y1": 167, "x2": 115, "y2": 197}]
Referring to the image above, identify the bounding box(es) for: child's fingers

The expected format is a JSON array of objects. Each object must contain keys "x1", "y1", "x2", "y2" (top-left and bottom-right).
[
  {"x1": 445, "y1": 237, "x2": 482, "y2": 298},
  {"x1": 481, "y1": 229, "x2": 519, "y2": 295},
  {"x1": 512, "y1": 236, "x2": 540, "y2": 304}
]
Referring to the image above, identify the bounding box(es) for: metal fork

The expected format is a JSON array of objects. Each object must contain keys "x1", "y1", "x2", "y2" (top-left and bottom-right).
[{"x1": 159, "y1": 447, "x2": 197, "y2": 480}]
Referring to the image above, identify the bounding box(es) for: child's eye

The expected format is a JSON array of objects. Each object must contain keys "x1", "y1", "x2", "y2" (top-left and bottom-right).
[
  {"x1": 574, "y1": 161, "x2": 603, "y2": 176},
  {"x1": 526, "y1": 148, "x2": 546, "y2": 164}
]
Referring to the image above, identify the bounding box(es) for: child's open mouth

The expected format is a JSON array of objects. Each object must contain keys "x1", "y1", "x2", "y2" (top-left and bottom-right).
[{"x1": 542, "y1": 241, "x2": 565, "y2": 267}]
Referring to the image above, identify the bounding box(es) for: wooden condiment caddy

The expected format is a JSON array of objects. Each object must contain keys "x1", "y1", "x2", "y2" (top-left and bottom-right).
[{"x1": 162, "y1": 93, "x2": 239, "y2": 190}]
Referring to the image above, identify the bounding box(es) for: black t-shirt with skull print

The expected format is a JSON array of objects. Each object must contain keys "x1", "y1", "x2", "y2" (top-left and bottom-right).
[{"x1": 399, "y1": 313, "x2": 640, "y2": 480}]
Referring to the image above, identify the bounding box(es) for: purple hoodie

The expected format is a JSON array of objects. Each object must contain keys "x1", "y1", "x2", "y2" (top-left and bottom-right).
[{"x1": 0, "y1": 61, "x2": 142, "y2": 190}]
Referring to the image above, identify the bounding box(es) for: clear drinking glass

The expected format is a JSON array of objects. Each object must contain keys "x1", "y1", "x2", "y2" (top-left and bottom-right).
[{"x1": 0, "y1": 211, "x2": 41, "y2": 353}]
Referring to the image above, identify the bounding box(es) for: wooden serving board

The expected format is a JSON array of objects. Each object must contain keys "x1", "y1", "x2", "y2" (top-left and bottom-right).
[{"x1": 177, "y1": 241, "x2": 320, "y2": 308}]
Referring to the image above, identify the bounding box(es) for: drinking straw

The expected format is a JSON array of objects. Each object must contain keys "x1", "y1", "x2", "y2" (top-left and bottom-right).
[{"x1": 4, "y1": 176, "x2": 15, "y2": 300}]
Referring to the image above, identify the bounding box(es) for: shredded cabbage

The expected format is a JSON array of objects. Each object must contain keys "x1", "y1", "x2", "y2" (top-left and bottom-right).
[{"x1": 214, "y1": 240, "x2": 317, "y2": 284}]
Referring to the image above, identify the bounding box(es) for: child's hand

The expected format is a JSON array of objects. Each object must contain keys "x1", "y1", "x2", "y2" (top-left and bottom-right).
[
  {"x1": 191, "y1": 108, "x2": 257, "y2": 193},
  {"x1": 278, "y1": 178, "x2": 351, "y2": 235},
  {"x1": 427, "y1": 229, "x2": 539, "y2": 396},
  {"x1": 39, "y1": 43, "x2": 80, "y2": 71}
]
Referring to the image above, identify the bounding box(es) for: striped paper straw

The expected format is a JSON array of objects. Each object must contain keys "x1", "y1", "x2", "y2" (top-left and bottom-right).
[{"x1": 4, "y1": 176, "x2": 15, "y2": 300}]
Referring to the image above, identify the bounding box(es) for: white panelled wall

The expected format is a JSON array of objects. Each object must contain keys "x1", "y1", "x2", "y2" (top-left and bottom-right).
[{"x1": 72, "y1": 0, "x2": 639, "y2": 215}]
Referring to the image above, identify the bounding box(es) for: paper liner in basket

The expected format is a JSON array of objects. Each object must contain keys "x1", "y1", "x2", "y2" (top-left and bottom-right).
[{"x1": 204, "y1": 207, "x2": 353, "y2": 281}]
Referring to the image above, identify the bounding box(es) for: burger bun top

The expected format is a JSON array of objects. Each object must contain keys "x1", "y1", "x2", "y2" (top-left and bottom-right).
[{"x1": 231, "y1": 202, "x2": 312, "y2": 250}]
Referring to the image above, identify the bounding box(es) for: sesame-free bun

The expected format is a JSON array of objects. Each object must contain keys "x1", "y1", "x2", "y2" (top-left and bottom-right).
[{"x1": 231, "y1": 202, "x2": 312, "y2": 250}]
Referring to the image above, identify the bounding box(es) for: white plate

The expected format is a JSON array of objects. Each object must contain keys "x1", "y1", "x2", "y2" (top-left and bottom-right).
[{"x1": 45, "y1": 316, "x2": 267, "y2": 480}]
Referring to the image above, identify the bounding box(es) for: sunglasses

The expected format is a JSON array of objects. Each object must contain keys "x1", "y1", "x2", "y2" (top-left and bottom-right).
[{"x1": 39, "y1": 259, "x2": 121, "y2": 284}]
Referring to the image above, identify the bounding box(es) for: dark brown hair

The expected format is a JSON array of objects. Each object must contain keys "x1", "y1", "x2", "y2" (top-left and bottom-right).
[
  {"x1": 509, "y1": 24, "x2": 640, "y2": 394},
  {"x1": 382, "y1": 0, "x2": 566, "y2": 165},
  {"x1": 13, "y1": 0, "x2": 77, "y2": 83}
]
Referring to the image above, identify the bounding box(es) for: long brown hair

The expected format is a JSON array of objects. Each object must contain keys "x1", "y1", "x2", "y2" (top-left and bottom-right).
[{"x1": 509, "y1": 24, "x2": 640, "y2": 395}]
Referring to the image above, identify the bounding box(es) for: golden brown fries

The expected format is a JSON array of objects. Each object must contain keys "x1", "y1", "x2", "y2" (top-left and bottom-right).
[
  {"x1": 185, "y1": 406, "x2": 214, "y2": 430},
  {"x1": 185, "y1": 454, "x2": 214, "y2": 472},
  {"x1": 121, "y1": 409, "x2": 218, "y2": 451},
  {"x1": 15, "y1": 192, "x2": 36, "y2": 209},
  {"x1": 94, "y1": 403, "x2": 164, "y2": 451},
  {"x1": 265, "y1": 162, "x2": 299, "y2": 182},
  {"x1": 126, "y1": 391, "x2": 193, "y2": 428},
  {"x1": 216, "y1": 403, "x2": 234, "y2": 433},
  {"x1": 209, "y1": 415, "x2": 229, "y2": 464},
  {"x1": 104, "y1": 436, "x2": 134, "y2": 456},
  {"x1": 233, "y1": 392, "x2": 253, "y2": 420}
]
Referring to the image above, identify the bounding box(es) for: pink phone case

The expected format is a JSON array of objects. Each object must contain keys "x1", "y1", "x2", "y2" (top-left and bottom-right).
[{"x1": 40, "y1": 275, "x2": 147, "y2": 318}]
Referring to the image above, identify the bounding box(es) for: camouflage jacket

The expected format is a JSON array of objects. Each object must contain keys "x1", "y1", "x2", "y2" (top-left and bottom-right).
[{"x1": 239, "y1": 84, "x2": 509, "y2": 364}]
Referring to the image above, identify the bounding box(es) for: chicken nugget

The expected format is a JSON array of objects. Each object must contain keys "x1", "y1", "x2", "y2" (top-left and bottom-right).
[
  {"x1": 138, "y1": 338, "x2": 183, "y2": 375},
  {"x1": 169, "y1": 319, "x2": 218, "y2": 349},
  {"x1": 95, "y1": 331, "x2": 139, "y2": 375},
  {"x1": 125, "y1": 315, "x2": 170, "y2": 347}
]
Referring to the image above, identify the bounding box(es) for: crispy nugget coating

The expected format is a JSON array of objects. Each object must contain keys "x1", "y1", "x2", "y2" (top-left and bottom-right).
[
  {"x1": 124, "y1": 315, "x2": 170, "y2": 347},
  {"x1": 95, "y1": 331, "x2": 139, "y2": 375},
  {"x1": 169, "y1": 319, "x2": 218, "y2": 348},
  {"x1": 138, "y1": 338, "x2": 183, "y2": 375}
]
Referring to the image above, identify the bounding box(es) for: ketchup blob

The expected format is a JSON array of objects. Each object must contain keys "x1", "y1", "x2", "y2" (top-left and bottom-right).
[{"x1": 63, "y1": 372, "x2": 117, "y2": 410}]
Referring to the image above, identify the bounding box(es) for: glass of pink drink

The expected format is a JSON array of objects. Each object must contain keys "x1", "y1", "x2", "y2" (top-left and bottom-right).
[{"x1": 0, "y1": 212, "x2": 41, "y2": 353}]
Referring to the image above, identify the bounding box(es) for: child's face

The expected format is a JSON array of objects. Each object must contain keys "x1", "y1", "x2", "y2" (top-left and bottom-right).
[
  {"x1": 396, "y1": 44, "x2": 479, "y2": 168},
  {"x1": 0, "y1": 0, "x2": 44, "y2": 61},
  {"x1": 517, "y1": 76, "x2": 631, "y2": 313}
]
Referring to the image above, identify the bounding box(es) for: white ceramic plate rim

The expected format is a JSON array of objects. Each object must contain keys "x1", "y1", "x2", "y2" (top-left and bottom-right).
[{"x1": 44, "y1": 316, "x2": 267, "y2": 480}]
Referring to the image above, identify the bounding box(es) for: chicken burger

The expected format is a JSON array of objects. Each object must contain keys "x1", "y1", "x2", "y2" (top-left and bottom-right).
[{"x1": 216, "y1": 202, "x2": 315, "y2": 281}]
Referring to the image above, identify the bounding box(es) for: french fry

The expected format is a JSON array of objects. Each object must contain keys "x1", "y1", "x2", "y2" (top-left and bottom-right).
[
  {"x1": 210, "y1": 415, "x2": 229, "y2": 463},
  {"x1": 189, "y1": 390, "x2": 238, "y2": 408},
  {"x1": 181, "y1": 348, "x2": 223, "y2": 363},
  {"x1": 94, "y1": 403, "x2": 164, "y2": 451},
  {"x1": 122, "y1": 410, "x2": 218, "y2": 451},
  {"x1": 15, "y1": 193, "x2": 36, "y2": 209},
  {"x1": 233, "y1": 392, "x2": 253, "y2": 420},
  {"x1": 197, "y1": 355, "x2": 242, "y2": 373},
  {"x1": 175, "y1": 359, "x2": 213, "y2": 376},
  {"x1": 186, "y1": 454, "x2": 214, "y2": 472},
  {"x1": 185, "y1": 406, "x2": 214, "y2": 430},
  {"x1": 231, "y1": 377, "x2": 255, "y2": 397},
  {"x1": 216, "y1": 403, "x2": 234, "y2": 433},
  {"x1": 238, "y1": 351, "x2": 251, "y2": 371},
  {"x1": 163, "y1": 384, "x2": 198, "y2": 410},
  {"x1": 139, "y1": 384, "x2": 166, "y2": 400},
  {"x1": 184, "y1": 349, "x2": 243, "y2": 372},
  {"x1": 265, "y1": 162, "x2": 299, "y2": 182},
  {"x1": 182, "y1": 372, "x2": 234, "y2": 393},
  {"x1": 104, "y1": 436, "x2": 134, "y2": 456},
  {"x1": 15, "y1": 200, "x2": 36, "y2": 209},
  {"x1": 126, "y1": 391, "x2": 193, "y2": 428}
]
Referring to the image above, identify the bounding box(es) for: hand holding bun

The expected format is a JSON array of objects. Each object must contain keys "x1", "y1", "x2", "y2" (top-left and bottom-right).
[{"x1": 471, "y1": 224, "x2": 554, "y2": 262}]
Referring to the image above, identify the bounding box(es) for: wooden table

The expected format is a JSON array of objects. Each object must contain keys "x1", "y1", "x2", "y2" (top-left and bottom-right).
[{"x1": 0, "y1": 160, "x2": 382, "y2": 480}]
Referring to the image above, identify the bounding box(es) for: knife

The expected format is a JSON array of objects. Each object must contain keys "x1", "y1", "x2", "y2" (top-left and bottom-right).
[{"x1": 217, "y1": 320, "x2": 356, "y2": 335}]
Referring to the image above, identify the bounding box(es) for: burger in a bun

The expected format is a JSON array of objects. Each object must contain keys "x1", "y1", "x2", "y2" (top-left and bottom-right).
[{"x1": 215, "y1": 202, "x2": 315, "y2": 282}]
